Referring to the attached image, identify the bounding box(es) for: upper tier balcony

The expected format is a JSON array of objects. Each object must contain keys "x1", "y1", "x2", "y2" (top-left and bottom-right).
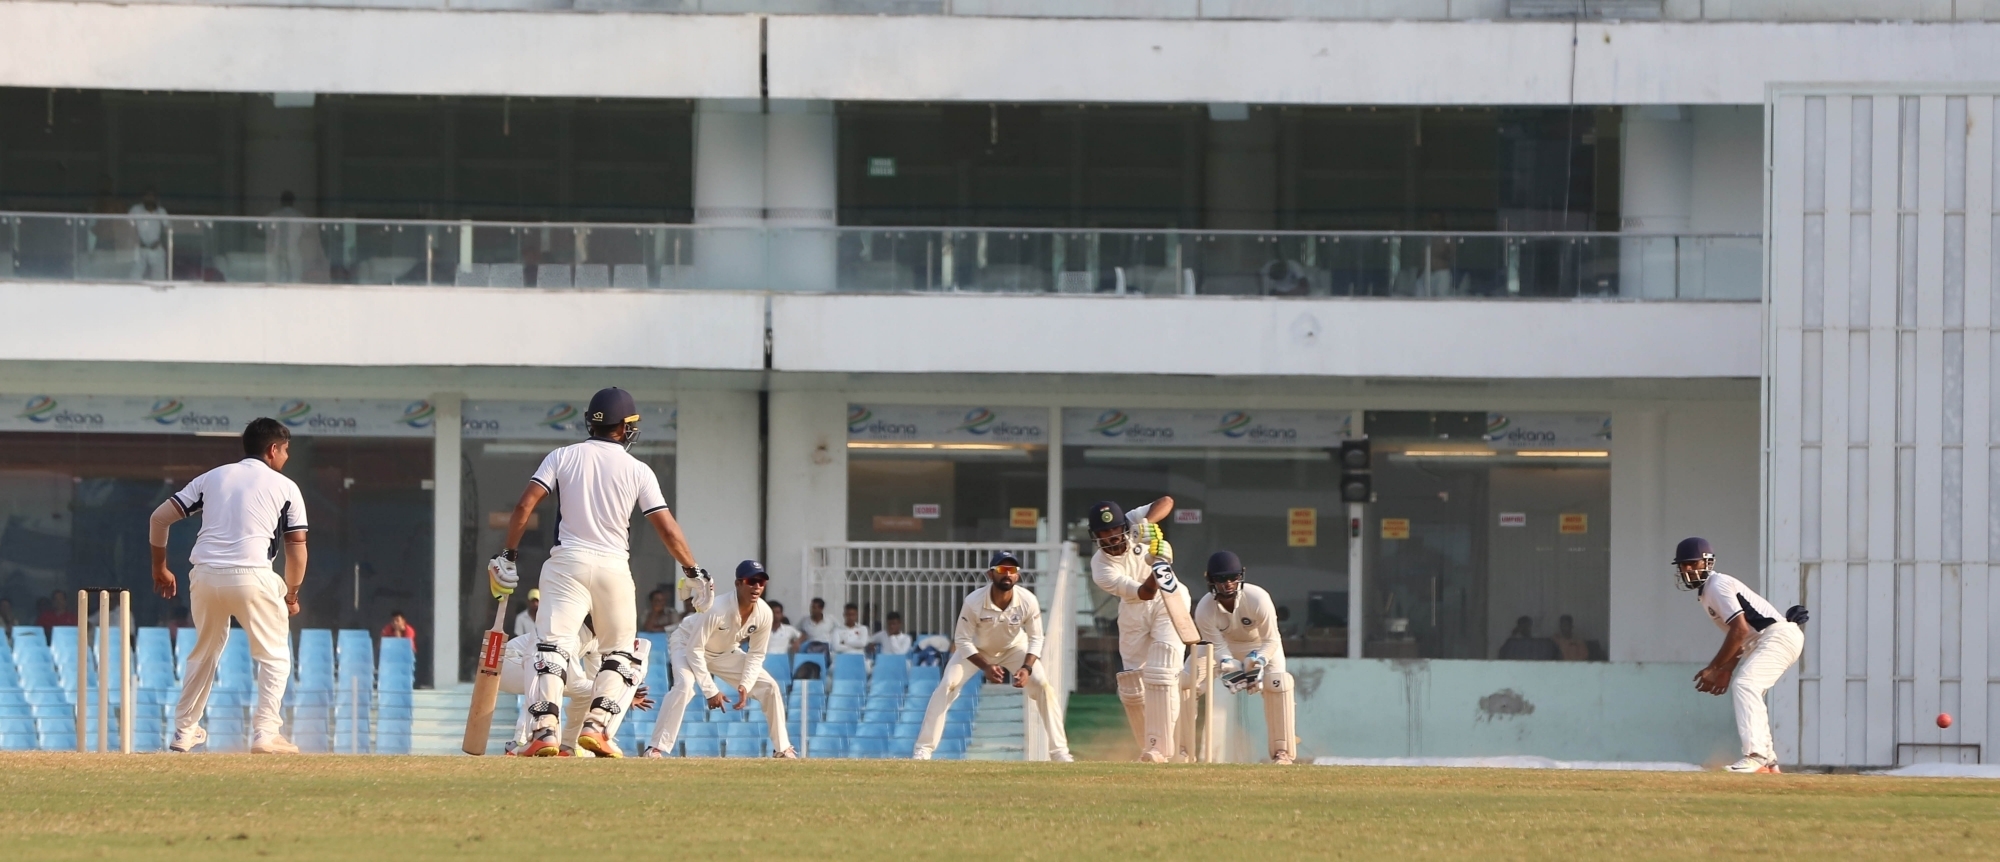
[{"x1": 0, "y1": 213, "x2": 1758, "y2": 301}]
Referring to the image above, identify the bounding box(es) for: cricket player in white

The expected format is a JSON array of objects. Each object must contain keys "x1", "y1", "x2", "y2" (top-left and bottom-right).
[
  {"x1": 1086, "y1": 497, "x2": 1189, "y2": 763},
  {"x1": 1677, "y1": 537, "x2": 1808, "y2": 774},
  {"x1": 912, "y1": 551, "x2": 1071, "y2": 762},
  {"x1": 644, "y1": 560, "x2": 797, "y2": 758},
  {"x1": 499, "y1": 622, "x2": 653, "y2": 756},
  {"x1": 491, "y1": 387, "x2": 705, "y2": 757},
  {"x1": 1188, "y1": 551, "x2": 1295, "y2": 764},
  {"x1": 147, "y1": 418, "x2": 308, "y2": 754}
]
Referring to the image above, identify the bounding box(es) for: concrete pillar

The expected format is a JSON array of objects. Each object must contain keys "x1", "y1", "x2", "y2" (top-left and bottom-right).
[
  {"x1": 1619, "y1": 106, "x2": 1694, "y2": 299},
  {"x1": 242, "y1": 95, "x2": 317, "y2": 216},
  {"x1": 693, "y1": 99, "x2": 767, "y2": 290},
  {"x1": 674, "y1": 390, "x2": 763, "y2": 571},
  {"x1": 431, "y1": 393, "x2": 463, "y2": 688},
  {"x1": 765, "y1": 99, "x2": 838, "y2": 292},
  {"x1": 764, "y1": 390, "x2": 848, "y2": 614}
]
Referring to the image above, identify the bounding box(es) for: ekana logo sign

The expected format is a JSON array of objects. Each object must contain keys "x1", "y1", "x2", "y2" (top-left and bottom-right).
[
  {"x1": 400, "y1": 400, "x2": 436, "y2": 429},
  {"x1": 542, "y1": 403, "x2": 580, "y2": 431},
  {"x1": 277, "y1": 399, "x2": 356, "y2": 431},
  {"x1": 1208, "y1": 411, "x2": 1298, "y2": 442},
  {"x1": 952, "y1": 407, "x2": 1042, "y2": 440},
  {"x1": 847, "y1": 405, "x2": 917, "y2": 438},
  {"x1": 19, "y1": 396, "x2": 104, "y2": 428},
  {"x1": 1090, "y1": 410, "x2": 1173, "y2": 441},
  {"x1": 146, "y1": 398, "x2": 230, "y2": 431}
]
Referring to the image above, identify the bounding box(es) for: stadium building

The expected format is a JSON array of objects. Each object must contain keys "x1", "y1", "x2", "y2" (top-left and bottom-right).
[{"x1": 0, "y1": 0, "x2": 1992, "y2": 767}]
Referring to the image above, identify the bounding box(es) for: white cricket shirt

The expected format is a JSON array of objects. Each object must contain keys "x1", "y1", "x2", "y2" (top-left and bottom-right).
[
  {"x1": 1194, "y1": 583, "x2": 1284, "y2": 658},
  {"x1": 830, "y1": 624, "x2": 870, "y2": 654},
  {"x1": 529, "y1": 438, "x2": 669, "y2": 558},
  {"x1": 170, "y1": 458, "x2": 308, "y2": 570},
  {"x1": 950, "y1": 584, "x2": 1045, "y2": 658},
  {"x1": 871, "y1": 631, "x2": 914, "y2": 655},
  {"x1": 683, "y1": 598, "x2": 773, "y2": 698},
  {"x1": 1698, "y1": 572, "x2": 1784, "y2": 633}
]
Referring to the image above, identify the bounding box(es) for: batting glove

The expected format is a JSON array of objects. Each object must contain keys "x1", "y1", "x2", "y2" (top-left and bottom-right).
[
  {"x1": 487, "y1": 551, "x2": 519, "y2": 598},
  {"x1": 1150, "y1": 560, "x2": 1181, "y2": 593}
]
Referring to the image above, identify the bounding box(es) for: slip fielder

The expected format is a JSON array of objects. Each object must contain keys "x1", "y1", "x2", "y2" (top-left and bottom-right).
[
  {"x1": 1086, "y1": 496, "x2": 1189, "y2": 763},
  {"x1": 643, "y1": 560, "x2": 798, "y2": 758},
  {"x1": 1187, "y1": 551, "x2": 1295, "y2": 765},
  {"x1": 489, "y1": 387, "x2": 706, "y2": 757},
  {"x1": 911, "y1": 550, "x2": 1072, "y2": 762},
  {"x1": 1677, "y1": 537, "x2": 1808, "y2": 774}
]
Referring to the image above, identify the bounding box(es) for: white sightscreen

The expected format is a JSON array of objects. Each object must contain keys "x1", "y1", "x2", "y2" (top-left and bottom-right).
[{"x1": 1767, "y1": 87, "x2": 1995, "y2": 766}]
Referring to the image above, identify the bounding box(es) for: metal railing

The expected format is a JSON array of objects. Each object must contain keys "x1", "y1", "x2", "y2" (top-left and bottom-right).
[
  {"x1": 0, "y1": 212, "x2": 1760, "y2": 300},
  {"x1": 801, "y1": 542, "x2": 1066, "y2": 639}
]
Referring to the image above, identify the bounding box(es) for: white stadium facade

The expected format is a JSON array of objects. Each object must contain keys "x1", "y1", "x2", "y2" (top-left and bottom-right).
[{"x1": 0, "y1": 0, "x2": 1995, "y2": 766}]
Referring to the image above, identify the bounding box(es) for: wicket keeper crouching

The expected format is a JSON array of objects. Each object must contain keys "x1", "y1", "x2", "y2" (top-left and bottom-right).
[
  {"x1": 1187, "y1": 550, "x2": 1295, "y2": 764},
  {"x1": 912, "y1": 550, "x2": 1071, "y2": 762}
]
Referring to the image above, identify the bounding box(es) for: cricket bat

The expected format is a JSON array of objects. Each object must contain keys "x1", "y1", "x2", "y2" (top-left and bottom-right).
[
  {"x1": 1158, "y1": 574, "x2": 1202, "y2": 645},
  {"x1": 460, "y1": 599, "x2": 510, "y2": 756}
]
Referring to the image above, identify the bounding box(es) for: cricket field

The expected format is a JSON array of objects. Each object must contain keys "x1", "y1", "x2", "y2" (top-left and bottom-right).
[{"x1": 3, "y1": 753, "x2": 1996, "y2": 860}]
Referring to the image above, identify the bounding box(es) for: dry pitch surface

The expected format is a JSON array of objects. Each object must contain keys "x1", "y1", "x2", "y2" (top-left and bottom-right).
[{"x1": 3, "y1": 753, "x2": 1997, "y2": 860}]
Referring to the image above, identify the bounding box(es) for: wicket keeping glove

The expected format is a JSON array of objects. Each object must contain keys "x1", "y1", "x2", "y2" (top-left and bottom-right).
[{"x1": 487, "y1": 551, "x2": 519, "y2": 598}]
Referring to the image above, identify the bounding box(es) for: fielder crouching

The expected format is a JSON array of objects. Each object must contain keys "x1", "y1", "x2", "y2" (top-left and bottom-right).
[
  {"x1": 1188, "y1": 551, "x2": 1295, "y2": 765},
  {"x1": 644, "y1": 560, "x2": 798, "y2": 758},
  {"x1": 912, "y1": 551, "x2": 1072, "y2": 762}
]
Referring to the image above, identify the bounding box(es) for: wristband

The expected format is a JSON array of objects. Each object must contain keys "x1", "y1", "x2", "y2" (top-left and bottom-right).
[{"x1": 502, "y1": 548, "x2": 518, "y2": 562}]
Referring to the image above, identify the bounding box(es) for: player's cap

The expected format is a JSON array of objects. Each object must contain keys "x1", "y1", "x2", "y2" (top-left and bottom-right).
[
  {"x1": 988, "y1": 550, "x2": 1020, "y2": 569},
  {"x1": 1205, "y1": 550, "x2": 1245, "y2": 579},
  {"x1": 1086, "y1": 501, "x2": 1125, "y2": 534},
  {"x1": 1673, "y1": 537, "x2": 1714, "y2": 563},
  {"x1": 526, "y1": 588, "x2": 540, "y2": 601},
  {"x1": 735, "y1": 559, "x2": 769, "y2": 582},
  {"x1": 586, "y1": 387, "x2": 640, "y2": 426}
]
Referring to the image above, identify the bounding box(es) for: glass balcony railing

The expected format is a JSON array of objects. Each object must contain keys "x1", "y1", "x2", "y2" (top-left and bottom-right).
[{"x1": 0, "y1": 212, "x2": 1760, "y2": 300}]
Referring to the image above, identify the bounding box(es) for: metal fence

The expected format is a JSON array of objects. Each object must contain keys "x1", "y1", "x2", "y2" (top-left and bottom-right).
[{"x1": 800, "y1": 542, "x2": 1069, "y2": 638}]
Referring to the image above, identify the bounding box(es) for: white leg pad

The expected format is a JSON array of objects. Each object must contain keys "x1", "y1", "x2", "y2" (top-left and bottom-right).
[
  {"x1": 1263, "y1": 671, "x2": 1296, "y2": 763},
  {"x1": 1142, "y1": 681, "x2": 1176, "y2": 762},
  {"x1": 1116, "y1": 670, "x2": 1147, "y2": 751}
]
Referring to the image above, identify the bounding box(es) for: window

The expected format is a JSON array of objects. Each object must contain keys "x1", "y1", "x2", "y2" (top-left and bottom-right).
[{"x1": 844, "y1": 406, "x2": 1050, "y2": 543}]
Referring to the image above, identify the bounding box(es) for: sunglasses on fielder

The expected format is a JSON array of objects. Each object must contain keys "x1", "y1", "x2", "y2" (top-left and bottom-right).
[{"x1": 991, "y1": 565, "x2": 1020, "y2": 576}]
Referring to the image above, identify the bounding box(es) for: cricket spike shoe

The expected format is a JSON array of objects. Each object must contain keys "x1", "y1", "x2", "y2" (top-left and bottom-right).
[
  {"x1": 1271, "y1": 751, "x2": 1296, "y2": 766},
  {"x1": 168, "y1": 725, "x2": 207, "y2": 753},
  {"x1": 251, "y1": 734, "x2": 300, "y2": 755},
  {"x1": 772, "y1": 747, "x2": 800, "y2": 759},
  {"x1": 1725, "y1": 756, "x2": 1780, "y2": 774},
  {"x1": 641, "y1": 745, "x2": 669, "y2": 758},
  {"x1": 524, "y1": 727, "x2": 563, "y2": 757},
  {"x1": 576, "y1": 721, "x2": 621, "y2": 758}
]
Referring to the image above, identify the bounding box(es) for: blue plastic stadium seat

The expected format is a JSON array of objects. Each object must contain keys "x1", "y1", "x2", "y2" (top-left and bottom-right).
[
  {"x1": 822, "y1": 709, "x2": 861, "y2": 725},
  {"x1": 907, "y1": 664, "x2": 942, "y2": 687},
  {"x1": 892, "y1": 720, "x2": 924, "y2": 737},
  {"x1": 832, "y1": 653, "x2": 866, "y2": 681},
  {"x1": 829, "y1": 678, "x2": 864, "y2": 696},
  {"x1": 173, "y1": 630, "x2": 197, "y2": 681},
  {"x1": 681, "y1": 738, "x2": 721, "y2": 757},
  {"x1": 684, "y1": 722, "x2": 720, "y2": 739},
  {"x1": 863, "y1": 692, "x2": 901, "y2": 711},
  {"x1": 295, "y1": 629, "x2": 335, "y2": 689},
  {"x1": 872, "y1": 654, "x2": 909, "y2": 682},
  {"x1": 848, "y1": 737, "x2": 890, "y2": 759},
  {"x1": 852, "y1": 722, "x2": 891, "y2": 739},
  {"x1": 805, "y1": 734, "x2": 847, "y2": 758},
  {"x1": 824, "y1": 693, "x2": 862, "y2": 711},
  {"x1": 762, "y1": 653, "x2": 791, "y2": 681},
  {"x1": 722, "y1": 737, "x2": 763, "y2": 758},
  {"x1": 10, "y1": 627, "x2": 45, "y2": 649},
  {"x1": 792, "y1": 652, "x2": 827, "y2": 678},
  {"x1": 134, "y1": 628, "x2": 176, "y2": 690},
  {"x1": 861, "y1": 708, "x2": 898, "y2": 726}
]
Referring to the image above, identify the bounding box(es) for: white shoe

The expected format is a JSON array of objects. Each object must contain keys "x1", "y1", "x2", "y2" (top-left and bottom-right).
[
  {"x1": 911, "y1": 749, "x2": 932, "y2": 761},
  {"x1": 1138, "y1": 749, "x2": 1170, "y2": 764},
  {"x1": 1272, "y1": 751, "x2": 1296, "y2": 765},
  {"x1": 251, "y1": 734, "x2": 299, "y2": 755},
  {"x1": 169, "y1": 726, "x2": 207, "y2": 753},
  {"x1": 1725, "y1": 756, "x2": 1780, "y2": 774},
  {"x1": 772, "y1": 747, "x2": 800, "y2": 759},
  {"x1": 1050, "y1": 749, "x2": 1074, "y2": 763},
  {"x1": 641, "y1": 746, "x2": 668, "y2": 759}
]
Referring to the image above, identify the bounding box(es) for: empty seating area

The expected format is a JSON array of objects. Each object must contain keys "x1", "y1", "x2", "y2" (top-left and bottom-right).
[
  {"x1": 0, "y1": 626, "x2": 413, "y2": 753},
  {"x1": 648, "y1": 650, "x2": 975, "y2": 760}
]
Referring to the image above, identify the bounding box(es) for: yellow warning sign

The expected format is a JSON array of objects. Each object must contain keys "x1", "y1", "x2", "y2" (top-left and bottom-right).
[
  {"x1": 1559, "y1": 513, "x2": 1589, "y2": 534},
  {"x1": 1381, "y1": 518, "x2": 1410, "y2": 540},
  {"x1": 1287, "y1": 508, "x2": 1317, "y2": 547},
  {"x1": 1009, "y1": 508, "x2": 1040, "y2": 530}
]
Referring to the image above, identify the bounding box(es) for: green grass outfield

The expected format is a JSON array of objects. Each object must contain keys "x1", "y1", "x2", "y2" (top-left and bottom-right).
[{"x1": 3, "y1": 753, "x2": 1997, "y2": 860}]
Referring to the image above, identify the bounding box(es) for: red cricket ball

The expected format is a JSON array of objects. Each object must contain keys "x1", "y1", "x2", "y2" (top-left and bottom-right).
[{"x1": 1937, "y1": 713, "x2": 1954, "y2": 729}]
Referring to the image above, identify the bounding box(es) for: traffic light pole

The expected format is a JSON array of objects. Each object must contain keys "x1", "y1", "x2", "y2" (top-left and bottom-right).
[{"x1": 1347, "y1": 501, "x2": 1364, "y2": 661}]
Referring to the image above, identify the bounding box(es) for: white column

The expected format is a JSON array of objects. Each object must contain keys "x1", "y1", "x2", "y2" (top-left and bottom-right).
[
  {"x1": 764, "y1": 390, "x2": 848, "y2": 614},
  {"x1": 674, "y1": 390, "x2": 763, "y2": 572},
  {"x1": 693, "y1": 98, "x2": 767, "y2": 290},
  {"x1": 766, "y1": 99, "x2": 838, "y2": 292},
  {"x1": 431, "y1": 393, "x2": 463, "y2": 688},
  {"x1": 1620, "y1": 106, "x2": 1694, "y2": 299}
]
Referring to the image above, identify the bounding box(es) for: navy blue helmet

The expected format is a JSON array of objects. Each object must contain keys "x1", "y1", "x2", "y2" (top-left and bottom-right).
[{"x1": 1674, "y1": 537, "x2": 1714, "y2": 591}]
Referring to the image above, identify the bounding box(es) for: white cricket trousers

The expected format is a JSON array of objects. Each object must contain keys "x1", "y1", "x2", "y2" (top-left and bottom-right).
[
  {"x1": 533, "y1": 548, "x2": 637, "y2": 720},
  {"x1": 174, "y1": 565, "x2": 291, "y2": 739},
  {"x1": 1731, "y1": 621, "x2": 1805, "y2": 761},
  {"x1": 648, "y1": 647, "x2": 790, "y2": 755},
  {"x1": 913, "y1": 645, "x2": 1068, "y2": 759},
  {"x1": 1115, "y1": 599, "x2": 1185, "y2": 681}
]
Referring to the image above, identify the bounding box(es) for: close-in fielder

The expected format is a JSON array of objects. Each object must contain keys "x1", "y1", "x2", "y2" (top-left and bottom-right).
[
  {"x1": 491, "y1": 387, "x2": 705, "y2": 757},
  {"x1": 912, "y1": 551, "x2": 1072, "y2": 762},
  {"x1": 499, "y1": 620, "x2": 653, "y2": 756},
  {"x1": 1677, "y1": 537, "x2": 1808, "y2": 774},
  {"x1": 1086, "y1": 496, "x2": 1189, "y2": 763},
  {"x1": 1188, "y1": 551, "x2": 1295, "y2": 765},
  {"x1": 149, "y1": 418, "x2": 308, "y2": 755},
  {"x1": 644, "y1": 560, "x2": 798, "y2": 758}
]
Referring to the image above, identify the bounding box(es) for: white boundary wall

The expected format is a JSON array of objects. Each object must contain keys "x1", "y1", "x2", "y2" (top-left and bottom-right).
[{"x1": 1766, "y1": 85, "x2": 1997, "y2": 767}]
